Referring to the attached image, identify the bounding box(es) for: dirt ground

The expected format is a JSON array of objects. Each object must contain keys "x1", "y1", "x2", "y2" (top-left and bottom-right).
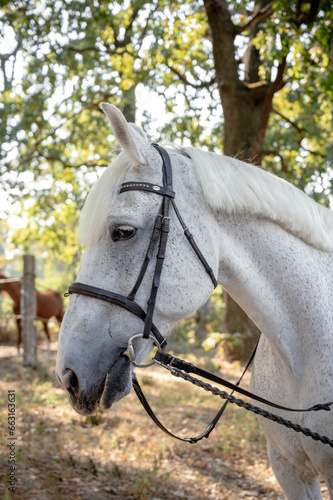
[{"x1": 0, "y1": 340, "x2": 330, "y2": 500}]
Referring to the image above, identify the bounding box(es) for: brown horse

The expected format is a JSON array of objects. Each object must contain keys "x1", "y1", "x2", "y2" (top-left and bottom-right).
[{"x1": 0, "y1": 271, "x2": 64, "y2": 351}]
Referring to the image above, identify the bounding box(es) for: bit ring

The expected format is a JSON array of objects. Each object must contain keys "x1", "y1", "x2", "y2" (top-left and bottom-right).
[{"x1": 123, "y1": 334, "x2": 161, "y2": 368}]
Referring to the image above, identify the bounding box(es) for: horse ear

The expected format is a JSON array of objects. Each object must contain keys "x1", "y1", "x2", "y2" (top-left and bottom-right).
[{"x1": 101, "y1": 103, "x2": 148, "y2": 166}]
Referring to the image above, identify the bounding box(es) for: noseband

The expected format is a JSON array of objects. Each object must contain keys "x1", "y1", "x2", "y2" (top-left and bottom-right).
[{"x1": 66, "y1": 144, "x2": 217, "y2": 349}]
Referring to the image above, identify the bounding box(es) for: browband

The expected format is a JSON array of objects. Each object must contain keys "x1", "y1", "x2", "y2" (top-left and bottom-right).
[{"x1": 120, "y1": 182, "x2": 175, "y2": 198}]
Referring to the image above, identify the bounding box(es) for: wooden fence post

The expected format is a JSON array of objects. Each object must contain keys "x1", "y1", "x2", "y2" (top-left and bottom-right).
[{"x1": 21, "y1": 254, "x2": 37, "y2": 366}]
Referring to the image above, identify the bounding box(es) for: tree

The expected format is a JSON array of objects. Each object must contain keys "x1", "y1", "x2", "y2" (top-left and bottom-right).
[
  {"x1": 1, "y1": 1, "x2": 332, "y2": 351},
  {"x1": 0, "y1": 0, "x2": 159, "y2": 264},
  {"x1": 144, "y1": 0, "x2": 333, "y2": 344}
]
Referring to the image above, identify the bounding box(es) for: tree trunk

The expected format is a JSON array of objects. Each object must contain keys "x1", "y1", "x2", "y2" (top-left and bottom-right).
[
  {"x1": 218, "y1": 86, "x2": 265, "y2": 344},
  {"x1": 195, "y1": 299, "x2": 210, "y2": 342},
  {"x1": 203, "y1": 0, "x2": 280, "y2": 353}
]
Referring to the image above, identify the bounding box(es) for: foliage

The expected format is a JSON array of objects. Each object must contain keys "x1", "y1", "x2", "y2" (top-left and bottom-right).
[
  {"x1": 204, "y1": 329, "x2": 259, "y2": 362},
  {"x1": 260, "y1": 2, "x2": 333, "y2": 197},
  {"x1": 0, "y1": 0, "x2": 333, "y2": 254},
  {"x1": 1, "y1": 0, "x2": 159, "y2": 264},
  {"x1": 0, "y1": 0, "x2": 332, "y2": 301},
  {"x1": 145, "y1": 0, "x2": 220, "y2": 148},
  {"x1": 144, "y1": 1, "x2": 333, "y2": 186}
]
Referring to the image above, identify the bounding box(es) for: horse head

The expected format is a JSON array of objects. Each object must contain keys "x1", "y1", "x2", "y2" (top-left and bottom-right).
[{"x1": 56, "y1": 104, "x2": 218, "y2": 416}]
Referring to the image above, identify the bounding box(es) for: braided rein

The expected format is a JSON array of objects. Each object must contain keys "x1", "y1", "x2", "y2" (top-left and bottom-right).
[{"x1": 153, "y1": 359, "x2": 333, "y2": 449}]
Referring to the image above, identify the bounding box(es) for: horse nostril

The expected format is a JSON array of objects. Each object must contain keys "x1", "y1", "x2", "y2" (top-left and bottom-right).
[{"x1": 61, "y1": 369, "x2": 79, "y2": 396}]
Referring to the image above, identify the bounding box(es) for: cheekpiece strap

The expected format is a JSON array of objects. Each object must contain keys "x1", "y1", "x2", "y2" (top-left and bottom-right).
[{"x1": 120, "y1": 182, "x2": 175, "y2": 198}]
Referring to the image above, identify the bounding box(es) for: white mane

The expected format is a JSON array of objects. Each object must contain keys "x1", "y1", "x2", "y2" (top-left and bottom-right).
[
  {"x1": 184, "y1": 147, "x2": 333, "y2": 252},
  {"x1": 80, "y1": 146, "x2": 333, "y2": 252}
]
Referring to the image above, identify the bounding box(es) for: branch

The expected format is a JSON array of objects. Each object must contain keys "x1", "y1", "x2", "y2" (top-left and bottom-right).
[
  {"x1": 0, "y1": 35, "x2": 21, "y2": 91},
  {"x1": 248, "y1": 57, "x2": 287, "y2": 163},
  {"x1": 166, "y1": 62, "x2": 216, "y2": 89},
  {"x1": 137, "y1": 2, "x2": 160, "y2": 48},
  {"x1": 67, "y1": 46, "x2": 101, "y2": 54},
  {"x1": 235, "y1": 2, "x2": 274, "y2": 34},
  {"x1": 124, "y1": 0, "x2": 147, "y2": 39},
  {"x1": 300, "y1": 145, "x2": 326, "y2": 159},
  {"x1": 262, "y1": 150, "x2": 288, "y2": 172},
  {"x1": 229, "y1": 8, "x2": 253, "y2": 17},
  {"x1": 272, "y1": 108, "x2": 305, "y2": 135},
  {"x1": 293, "y1": 0, "x2": 320, "y2": 27},
  {"x1": 111, "y1": 0, "x2": 154, "y2": 49},
  {"x1": 272, "y1": 109, "x2": 326, "y2": 159},
  {"x1": 17, "y1": 94, "x2": 115, "y2": 168},
  {"x1": 244, "y1": 80, "x2": 270, "y2": 99},
  {"x1": 262, "y1": 145, "x2": 326, "y2": 173},
  {"x1": 267, "y1": 111, "x2": 326, "y2": 163},
  {"x1": 39, "y1": 154, "x2": 108, "y2": 170},
  {"x1": 0, "y1": 57, "x2": 7, "y2": 91},
  {"x1": 66, "y1": 43, "x2": 133, "y2": 58}
]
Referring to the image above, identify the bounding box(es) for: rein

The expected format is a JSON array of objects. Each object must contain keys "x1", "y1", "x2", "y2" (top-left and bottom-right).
[{"x1": 66, "y1": 144, "x2": 333, "y2": 448}]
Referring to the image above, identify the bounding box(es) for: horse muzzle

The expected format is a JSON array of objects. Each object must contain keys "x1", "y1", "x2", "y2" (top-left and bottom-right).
[{"x1": 56, "y1": 351, "x2": 132, "y2": 415}]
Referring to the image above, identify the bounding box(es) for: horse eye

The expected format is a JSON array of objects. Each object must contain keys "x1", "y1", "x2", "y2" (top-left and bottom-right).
[{"x1": 111, "y1": 226, "x2": 136, "y2": 242}]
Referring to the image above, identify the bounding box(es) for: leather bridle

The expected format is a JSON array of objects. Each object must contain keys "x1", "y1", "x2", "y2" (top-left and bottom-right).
[{"x1": 66, "y1": 144, "x2": 217, "y2": 350}]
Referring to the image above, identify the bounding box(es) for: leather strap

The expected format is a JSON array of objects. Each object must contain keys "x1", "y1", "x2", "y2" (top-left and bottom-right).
[
  {"x1": 66, "y1": 282, "x2": 167, "y2": 348},
  {"x1": 131, "y1": 341, "x2": 259, "y2": 443},
  {"x1": 141, "y1": 144, "x2": 173, "y2": 339},
  {"x1": 171, "y1": 199, "x2": 218, "y2": 288},
  {"x1": 132, "y1": 374, "x2": 217, "y2": 443},
  {"x1": 120, "y1": 182, "x2": 175, "y2": 198},
  {"x1": 153, "y1": 144, "x2": 173, "y2": 188},
  {"x1": 127, "y1": 211, "x2": 164, "y2": 301},
  {"x1": 154, "y1": 351, "x2": 333, "y2": 413}
]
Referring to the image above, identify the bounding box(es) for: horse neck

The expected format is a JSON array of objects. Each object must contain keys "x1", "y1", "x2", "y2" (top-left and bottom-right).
[
  {"x1": 216, "y1": 214, "x2": 333, "y2": 374},
  {"x1": 0, "y1": 280, "x2": 21, "y2": 307}
]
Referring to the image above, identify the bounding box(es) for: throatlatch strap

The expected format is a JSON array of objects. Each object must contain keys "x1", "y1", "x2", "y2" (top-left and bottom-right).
[{"x1": 171, "y1": 199, "x2": 217, "y2": 288}]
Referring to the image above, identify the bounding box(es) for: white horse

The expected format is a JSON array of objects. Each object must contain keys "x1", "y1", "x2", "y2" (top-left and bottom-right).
[{"x1": 56, "y1": 103, "x2": 333, "y2": 499}]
